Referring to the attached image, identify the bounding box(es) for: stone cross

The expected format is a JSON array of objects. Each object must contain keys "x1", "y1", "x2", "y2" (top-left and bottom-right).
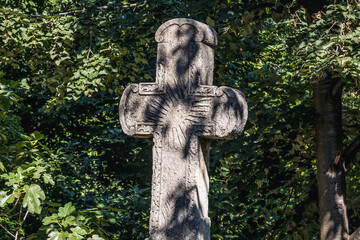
[{"x1": 119, "y1": 18, "x2": 248, "y2": 240}]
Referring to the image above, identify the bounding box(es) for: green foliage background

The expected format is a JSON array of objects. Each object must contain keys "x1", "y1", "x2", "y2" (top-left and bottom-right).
[{"x1": 0, "y1": 0, "x2": 359, "y2": 239}]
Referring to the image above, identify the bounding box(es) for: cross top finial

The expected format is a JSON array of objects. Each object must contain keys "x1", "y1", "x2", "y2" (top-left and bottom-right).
[{"x1": 155, "y1": 18, "x2": 218, "y2": 47}]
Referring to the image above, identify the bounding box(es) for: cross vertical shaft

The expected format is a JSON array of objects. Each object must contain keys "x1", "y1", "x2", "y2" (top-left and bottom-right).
[{"x1": 119, "y1": 18, "x2": 248, "y2": 240}]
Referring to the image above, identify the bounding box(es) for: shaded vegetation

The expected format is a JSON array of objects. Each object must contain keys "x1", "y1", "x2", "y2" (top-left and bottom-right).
[{"x1": 0, "y1": 0, "x2": 359, "y2": 239}]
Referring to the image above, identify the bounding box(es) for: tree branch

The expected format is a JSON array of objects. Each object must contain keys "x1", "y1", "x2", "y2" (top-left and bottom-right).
[
  {"x1": 14, "y1": 210, "x2": 30, "y2": 239},
  {"x1": 348, "y1": 226, "x2": 360, "y2": 240},
  {"x1": 0, "y1": 222, "x2": 15, "y2": 238},
  {"x1": 4, "y1": 194, "x2": 21, "y2": 216},
  {"x1": 26, "y1": 1, "x2": 147, "y2": 17},
  {"x1": 15, "y1": 204, "x2": 23, "y2": 240},
  {"x1": 21, "y1": 211, "x2": 29, "y2": 226},
  {"x1": 344, "y1": 135, "x2": 360, "y2": 168},
  {"x1": 268, "y1": 187, "x2": 294, "y2": 239}
]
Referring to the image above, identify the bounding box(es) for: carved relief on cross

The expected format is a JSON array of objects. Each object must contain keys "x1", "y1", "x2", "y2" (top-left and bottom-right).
[{"x1": 119, "y1": 18, "x2": 248, "y2": 240}]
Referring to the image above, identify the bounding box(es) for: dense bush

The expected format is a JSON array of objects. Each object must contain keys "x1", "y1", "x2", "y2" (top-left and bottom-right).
[{"x1": 0, "y1": 0, "x2": 359, "y2": 239}]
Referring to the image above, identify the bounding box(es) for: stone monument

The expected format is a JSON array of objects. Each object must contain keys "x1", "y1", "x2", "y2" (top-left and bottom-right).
[{"x1": 119, "y1": 18, "x2": 248, "y2": 240}]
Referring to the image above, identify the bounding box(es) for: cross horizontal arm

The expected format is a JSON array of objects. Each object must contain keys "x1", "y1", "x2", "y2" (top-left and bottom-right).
[{"x1": 119, "y1": 83, "x2": 247, "y2": 139}]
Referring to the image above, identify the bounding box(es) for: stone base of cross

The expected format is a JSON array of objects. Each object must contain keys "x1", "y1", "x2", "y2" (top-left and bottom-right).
[{"x1": 120, "y1": 18, "x2": 248, "y2": 240}]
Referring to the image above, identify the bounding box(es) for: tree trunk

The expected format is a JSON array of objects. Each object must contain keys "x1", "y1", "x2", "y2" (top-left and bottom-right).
[{"x1": 314, "y1": 76, "x2": 348, "y2": 240}]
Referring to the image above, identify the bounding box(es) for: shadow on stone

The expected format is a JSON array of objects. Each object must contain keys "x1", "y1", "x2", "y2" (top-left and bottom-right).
[{"x1": 119, "y1": 18, "x2": 248, "y2": 239}]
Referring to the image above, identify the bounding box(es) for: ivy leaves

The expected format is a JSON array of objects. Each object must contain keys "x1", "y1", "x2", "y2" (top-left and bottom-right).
[
  {"x1": 0, "y1": 130, "x2": 55, "y2": 238},
  {"x1": 296, "y1": 3, "x2": 360, "y2": 84},
  {"x1": 23, "y1": 184, "x2": 45, "y2": 214},
  {"x1": 0, "y1": 191, "x2": 12, "y2": 208},
  {"x1": 0, "y1": 0, "x2": 359, "y2": 239},
  {"x1": 0, "y1": 168, "x2": 48, "y2": 214},
  {"x1": 43, "y1": 202, "x2": 105, "y2": 240}
]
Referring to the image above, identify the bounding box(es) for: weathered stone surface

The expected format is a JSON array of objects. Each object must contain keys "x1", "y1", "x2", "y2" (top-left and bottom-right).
[{"x1": 119, "y1": 18, "x2": 248, "y2": 240}]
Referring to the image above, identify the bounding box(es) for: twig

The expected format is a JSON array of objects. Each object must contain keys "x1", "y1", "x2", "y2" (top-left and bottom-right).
[
  {"x1": 340, "y1": 23, "x2": 345, "y2": 35},
  {"x1": 348, "y1": 226, "x2": 360, "y2": 240},
  {"x1": 345, "y1": 23, "x2": 352, "y2": 32},
  {"x1": 19, "y1": 210, "x2": 29, "y2": 238},
  {"x1": 3, "y1": 195, "x2": 21, "y2": 216},
  {"x1": 269, "y1": 62, "x2": 280, "y2": 69},
  {"x1": 15, "y1": 204, "x2": 23, "y2": 240},
  {"x1": 4, "y1": 213, "x2": 29, "y2": 240},
  {"x1": 87, "y1": 31, "x2": 94, "y2": 59},
  {"x1": 344, "y1": 124, "x2": 360, "y2": 129},
  {"x1": 22, "y1": 211, "x2": 29, "y2": 225},
  {"x1": 268, "y1": 187, "x2": 294, "y2": 239},
  {"x1": 344, "y1": 135, "x2": 360, "y2": 168},
  {"x1": 25, "y1": 1, "x2": 147, "y2": 17},
  {"x1": 0, "y1": 222, "x2": 15, "y2": 238},
  {"x1": 328, "y1": 21, "x2": 337, "y2": 32}
]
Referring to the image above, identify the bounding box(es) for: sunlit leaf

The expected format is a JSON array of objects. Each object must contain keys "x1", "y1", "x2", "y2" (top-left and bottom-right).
[{"x1": 23, "y1": 184, "x2": 45, "y2": 214}]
